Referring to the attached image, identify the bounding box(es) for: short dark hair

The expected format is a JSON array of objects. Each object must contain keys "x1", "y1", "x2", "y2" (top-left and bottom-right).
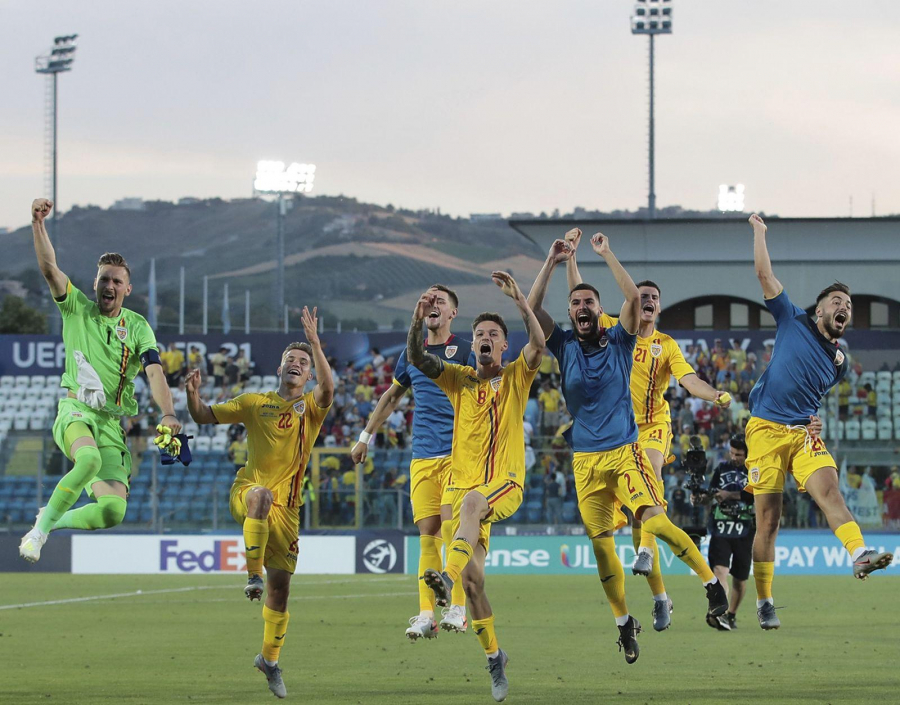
[
  {"x1": 429, "y1": 284, "x2": 459, "y2": 309},
  {"x1": 636, "y1": 280, "x2": 660, "y2": 296},
  {"x1": 730, "y1": 434, "x2": 748, "y2": 454},
  {"x1": 569, "y1": 283, "x2": 600, "y2": 302},
  {"x1": 282, "y1": 342, "x2": 314, "y2": 367},
  {"x1": 472, "y1": 312, "x2": 508, "y2": 339},
  {"x1": 97, "y1": 252, "x2": 131, "y2": 278},
  {"x1": 816, "y1": 281, "x2": 851, "y2": 306}
]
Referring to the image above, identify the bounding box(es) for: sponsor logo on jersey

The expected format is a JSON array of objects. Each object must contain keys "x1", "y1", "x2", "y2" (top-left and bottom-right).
[
  {"x1": 490, "y1": 376, "x2": 502, "y2": 392},
  {"x1": 834, "y1": 350, "x2": 845, "y2": 366},
  {"x1": 293, "y1": 400, "x2": 306, "y2": 415},
  {"x1": 70, "y1": 411, "x2": 83, "y2": 418},
  {"x1": 750, "y1": 466, "x2": 760, "y2": 484},
  {"x1": 445, "y1": 345, "x2": 458, "y2": 358},
  {"x1": 115, "y1": 325, "x2": 127, "y2": 341},
  {"x1": 262, "y1": 404, "x2": 280, "y2": 409},
  {"x1": 650, "y1": 343, "x2": 662, "y2": 358}
]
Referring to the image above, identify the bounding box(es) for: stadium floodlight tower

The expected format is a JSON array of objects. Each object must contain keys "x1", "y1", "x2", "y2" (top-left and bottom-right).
[
  {"x1": 631, "y1": 0, "x2": 671, "y2": 220},
  {"x1": 253, "y1": 161, "x2": 316, "y2": 328},
  {"x1": 35, "y1": 34, "x2": 78, "y2": 248},
  {"x1": 717, "y1": 184, "x2": 746, "y2": 212}
]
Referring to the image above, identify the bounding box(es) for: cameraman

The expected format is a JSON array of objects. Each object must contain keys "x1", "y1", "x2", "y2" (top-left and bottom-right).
[{"x1": 693, "y1": 435, "x2": 754, "y2": 631}]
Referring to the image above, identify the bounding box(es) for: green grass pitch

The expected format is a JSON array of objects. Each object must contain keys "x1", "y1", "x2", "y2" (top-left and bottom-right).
[{"x1": 0, "y1": 573, "x2": 895, "y2": 704}]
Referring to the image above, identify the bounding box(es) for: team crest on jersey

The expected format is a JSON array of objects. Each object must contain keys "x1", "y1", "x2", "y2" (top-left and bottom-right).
[
  {"x1": 445, "y1": 345, "x2": 458, "y2": 358},
  {"x1": 834, "y1": 350, "x2": 845, "y2": 366},
  {"x1": 490, "y1": 376, "x2": 502, "y2": 392},
  {"x1": 115, "y1": 325, "x2": 127, "y2": 341},
  {"x1": 650, "y1": 343, "x2": 662, "y2": 358},
  {"x1": 293, "y1": 400, "x2": 306, "y2": 415},
  {"x1": 750, "y1": 466, "x2": 760, "y2": 484}
]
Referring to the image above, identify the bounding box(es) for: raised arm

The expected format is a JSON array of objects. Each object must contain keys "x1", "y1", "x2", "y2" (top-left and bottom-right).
[
  {"x1": 350, "y1": 383, "x2": 406, "y2": 464},
  {"x1": 185, "y1": 369, "x2": 217, "y2": 424},
  {"x1": 493, "y1": 271, "x2": 545, "y2": 369},
  {"x1": 527, "y1": 237, "x2": 573, "y2": 338},
  {"x1": 145, "y1": 363, "x2": 182, "y2": 434},
  {"x1": 31, "y1": 199, "x2": 67, "y2": 298},
  {"x1": 749, "y1": 214, "x2": 782, "y2": 299},
  {"x1": 302, "y1": 306, "x2": 334, "y2": 408},
  {"x1": 407, "y1": 292, "x2": 444, "y2": 379},
  {"x1": 680, "y1": 373, "x2": 731, "y2": 408},
  {"x1": 565, "y1": 227, "x2": 584, "y2": 291},
  {"x1": 591, "y1": 233, "x2": 640, "y2": 334}
]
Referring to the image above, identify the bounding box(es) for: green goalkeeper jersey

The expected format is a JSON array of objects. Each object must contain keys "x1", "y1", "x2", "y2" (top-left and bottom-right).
[{"x1": 56, "y1": 279, "x2": 159, "y2": 417}]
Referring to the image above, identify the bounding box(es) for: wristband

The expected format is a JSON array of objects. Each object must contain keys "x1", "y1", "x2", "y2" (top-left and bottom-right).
[{"x1": 358, "y1": 431, "x2": 373, "y2": 445}]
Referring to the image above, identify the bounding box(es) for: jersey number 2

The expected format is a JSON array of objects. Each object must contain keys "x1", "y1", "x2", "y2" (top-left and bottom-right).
[{"x1": 277, "y1": 412, "x2": 294, "y2": 429}]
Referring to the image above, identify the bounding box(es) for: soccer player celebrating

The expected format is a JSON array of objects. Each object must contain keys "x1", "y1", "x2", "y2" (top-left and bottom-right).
[
  {"x1": 410, "y1": 271, "x2": 542, "y2": 703},
  {"x1": 563, "y1": 227, "x2": 731, "y2": 631},
  {"x1": 19, "y1": 198, "x2": 181, "y2": 562},
  {"x1": 528, "y1": 234, "x2": 727, "y2": 664},
  {"x1": 350, "y1": 285, "x2": 473, "y2": 640},
  {"x1": 185, "y1": 306, "x2": 332, "y2": 699},
  {"x1": 745, "y1": 214, "x2": 893, "y2": 630}
]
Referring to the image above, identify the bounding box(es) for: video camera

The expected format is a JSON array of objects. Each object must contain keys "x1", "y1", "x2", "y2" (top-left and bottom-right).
[{"x1": 681, "y1": 435, "x2": 709, "y2": 544}]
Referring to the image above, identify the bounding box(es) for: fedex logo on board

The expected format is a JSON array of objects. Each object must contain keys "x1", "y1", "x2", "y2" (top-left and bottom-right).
[{"x1": 160, "y1": 539, "x2": 246, "y2": 572}]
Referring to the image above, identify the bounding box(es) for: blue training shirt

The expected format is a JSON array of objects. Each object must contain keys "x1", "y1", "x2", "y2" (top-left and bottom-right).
[
  {"x1": 547, "y1": 323, "x2": 638, "y2": 453},
  {"x1": 748, "y1": 289, "x2": 848, "y2": 426},
  {"x1": 393, "y1": 335, "x2": 474, "y2": 459}
]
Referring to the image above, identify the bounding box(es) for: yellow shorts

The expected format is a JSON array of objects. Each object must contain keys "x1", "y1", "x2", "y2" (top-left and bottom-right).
[
  {"x1": 410, "y1": 456, "x2": 452, "y2": 523},
  {"x1": 744, "y1": 417, "x2": 836, "y2": 495},
  {"x1": 573, "y1": 443, "x2": 663, "y2": 538},
  {"x1": 442, "y1": 478, "x2": 523, "y2": 553},
  {"x1": 230, "y1": 483, "x2": 300, "y2": 574},
  {"x1": 637, "y1": 422, "x2": 673, "y2": 463}
]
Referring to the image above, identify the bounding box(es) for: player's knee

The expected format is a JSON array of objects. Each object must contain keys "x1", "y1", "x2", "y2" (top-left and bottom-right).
[
  {"x1": 460, "y1": 492, "x2": 486, "y2": 517},
  {"x1": 99, "y1": 497, "x2": 127, "y2": 528},
  {"x1": 247, "y1": 488, "x2": 274, "y2": 516},
  {"x1": 74, "y1": 445, "x2": 103, "y2": 474}
]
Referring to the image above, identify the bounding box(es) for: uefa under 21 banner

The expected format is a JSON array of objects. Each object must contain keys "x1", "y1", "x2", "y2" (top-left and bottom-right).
[
  {"x1": 405, "y1": 533, "x2": 900, "y2": 576},
  {"x1": 4, "y1": 330, "x2": 900, "y2": 375}
]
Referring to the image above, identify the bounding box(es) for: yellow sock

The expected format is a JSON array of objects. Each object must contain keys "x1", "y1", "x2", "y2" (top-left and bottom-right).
[
  {"x1": 633, "y1": 526, "x2": 665, "y2": 597},
  {"x1": 591, "y1": 536, "x2": 628, "y2": 618},
  {"x1": 243, "y1": 518, "x2": 269, "y2": 578},
  {"x1": 261, "y1": 606, "x2": 289, "y2": 663},
  {"x1": 471, "y1": 614, "x2": 498, "y2": 655},
  {"x1": 442, "y1": 522, "x2": 467, "y2": 607},
  {"x1": 444, "y1": 538, "x2": 474, "y2": 583},
  {"x1": 642, "y1": 512, "x2": 715, "y2": 583},
  {"x1": 753, "y1": 561, "x2": 774, "y2": 600},
  {"x1": 418, "y1": 535, "x2": 442, "y2": 613},
  {"x1": 834, "y1": 521, "x2": 865, "y2": 558}
]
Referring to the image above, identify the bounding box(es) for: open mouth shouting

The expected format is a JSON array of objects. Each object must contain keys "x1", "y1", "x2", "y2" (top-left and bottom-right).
[
  {"x1": 286, "y1": 364, "x2": 302, "y2": 378},
  {"x1": 100, "y1": 290, "x2": 116, "y2": 307},
  {"x1": 642, "y1": 302, "x2": 655, "y2": 318},
  {"x1": 833, "y1": 310, "x2": 848, "y2": 331},
  {"x1": 426, "y1": 310, "x2": 441, "y2": 326},
  {"x1": 575, "y1": 309, "x2": 595, "y2": 334},
  {"x1": 477, "y1": 341, "x2": 493, "y2": 359}
]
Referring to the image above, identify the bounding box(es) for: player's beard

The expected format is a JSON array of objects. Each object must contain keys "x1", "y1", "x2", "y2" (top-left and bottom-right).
[
  {"x1": 425, "y1": 313, "x2": 443, "y2": 331},
  {"x1": 822, "y1": 313, "x2": 846, "y2": 340},
  {"x1": 97, "y1": 291, "x2": 118, "y2": 314},
  {"x1": 570, "y1": 312, "x2": 600, "y2": 341}
]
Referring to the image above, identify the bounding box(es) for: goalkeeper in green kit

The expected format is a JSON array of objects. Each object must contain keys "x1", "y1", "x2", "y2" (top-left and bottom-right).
[{"x1": 19, "y1": 198, "x2": 181, "y2": 562}]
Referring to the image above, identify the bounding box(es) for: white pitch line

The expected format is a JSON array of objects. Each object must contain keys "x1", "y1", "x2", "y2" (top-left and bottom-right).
[
  {"x1": 129, "y1": 591, "x2": 418, "y2": 604},
  {"x1": 0, "y1": 576, "x2": 409, "y2": 611}
]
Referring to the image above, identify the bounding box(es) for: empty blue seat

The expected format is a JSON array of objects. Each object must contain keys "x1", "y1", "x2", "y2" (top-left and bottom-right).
[
  {"x1": 562, "y1": 501, "x2": 578, "y2": 524},
  {"x1": 525, "y1": 500, "x2": 543, "y2": 523}
]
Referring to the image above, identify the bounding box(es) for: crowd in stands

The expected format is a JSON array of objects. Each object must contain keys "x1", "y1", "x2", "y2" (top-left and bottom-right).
[{"x1": 4, "y1": 338, "x2": 899, "y2": 530}]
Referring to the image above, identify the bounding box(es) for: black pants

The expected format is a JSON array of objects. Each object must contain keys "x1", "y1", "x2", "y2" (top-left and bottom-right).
[{"x1": 708, "y1": 534, "x2": 753, "y2": 581}]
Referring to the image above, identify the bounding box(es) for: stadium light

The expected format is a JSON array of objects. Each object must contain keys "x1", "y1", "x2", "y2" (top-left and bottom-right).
[
  {"x1": 631, "y1": 1, "x2": 671, "y2": 219},
  {"x1": 254, "y1": 161, "x2": 316, "y2": 194},
  {"x1": 253, "y1": 160, "x2": 316, "y2": 323},
  {"x1": 35, "y1": 34, "x2": 78, "y2": 336},
  {"x1": 717, "y1": 184, "x2": 745, "y2": 212}
]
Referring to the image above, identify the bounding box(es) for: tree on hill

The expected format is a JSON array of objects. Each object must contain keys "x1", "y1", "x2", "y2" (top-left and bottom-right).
[{"x1": 0, "y1": 296, "x2": 47, "y2": 334}]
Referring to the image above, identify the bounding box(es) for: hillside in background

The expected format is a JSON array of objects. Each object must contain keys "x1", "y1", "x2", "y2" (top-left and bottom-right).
[{"x1": 1, "y1": 197, "x2": 545, "y2": 332}]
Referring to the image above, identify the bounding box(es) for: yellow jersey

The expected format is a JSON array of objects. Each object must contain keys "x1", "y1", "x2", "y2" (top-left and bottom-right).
[
  {"x1": 211, "y1": 390, "x2": 331, "y2": 509},
  {"x1": 599, "y1": 313, "x2": 694, "y2": 426},
  {"x1": 434, "y1": 350, "x2": 539, "y2": 489}
]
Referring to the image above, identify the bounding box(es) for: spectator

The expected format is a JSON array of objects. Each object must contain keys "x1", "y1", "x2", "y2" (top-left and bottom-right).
[
  {"x1": 171, "y1": 380, "x2": 188, "y2": 423},
  {"x1": 695, "y1": 402, "x2": 714, "y2": 432},
  {"x1": 837, "y1": 378, "x2": 852, "y2": 420},
  {"x1": 228, "y1": 428, "x2": 248, "y2": 472},
  {"x1": 538, "y1": 379, "x2": 563, "y2": 435},
  {"x1": 864, "y1": 383, "x2": 877, "y2": 417},
  {"x1": 210, "y1": 346, "x2": 229, "y2": 387},
  {"x1": 371, "y1": 347, "x2": 385, "y2": 368},
  {"x1": 711, "y1": 339, "x2": 729, "y2": 372},
  {"x1": 544, "y1": 468, "x2": 565, "y2": 524},
  {"x1": 160, "y1": 345, "x2": 185, "y2": 386},
  {"x1": 224, "y1": 356, "x2": 240, "y2": 390},
  {"x1": 727, "y1": 339, "x2": 747, "y2": 367},
  {"x1": 188, "y1": 345, "x2": 204, "y2": 371},
  {"x1": 739, "y1": 360, "x2": 755, "y2": 387},
  {"x1": 235, "y1": 349, "x2": 251, "y2": 383}
]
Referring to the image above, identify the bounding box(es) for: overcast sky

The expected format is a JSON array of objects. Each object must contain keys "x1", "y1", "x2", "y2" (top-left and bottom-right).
[{"x1": 2, "y1": 0, "x2": 899, "y2": 229}]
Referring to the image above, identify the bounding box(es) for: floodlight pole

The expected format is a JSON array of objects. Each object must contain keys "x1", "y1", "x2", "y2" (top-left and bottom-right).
[
  {"x1": 648, "y1": 33, "x2": 656, "y2": 219},
  {"x1": 276, "y1": 194, "x2": 285, "y2": 326}
]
